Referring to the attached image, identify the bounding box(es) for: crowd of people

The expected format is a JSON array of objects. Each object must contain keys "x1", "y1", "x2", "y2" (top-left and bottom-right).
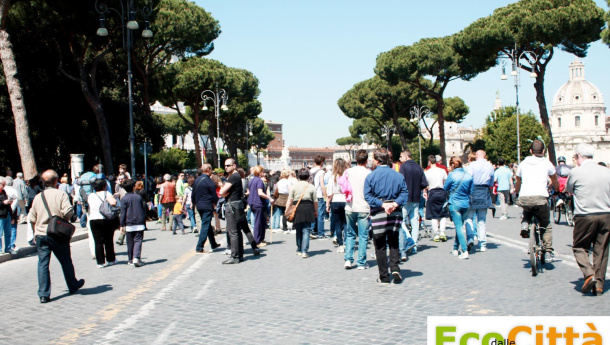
[{"x1": 2, "y1": 140, "x2": 609, "y2": 302}]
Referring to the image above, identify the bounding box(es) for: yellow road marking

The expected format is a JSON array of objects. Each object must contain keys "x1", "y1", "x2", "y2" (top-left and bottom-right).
[{"x1": 51, "y1": 251, "x2": 195, "y2": 344}]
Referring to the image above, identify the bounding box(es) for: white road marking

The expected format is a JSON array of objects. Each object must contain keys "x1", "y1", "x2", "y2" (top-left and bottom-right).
[
  {"x1": 151, "y1": 321, "x2": 177, "y2": 345},
  {"x1": 487, "y1": 232, "x2": 579, "y2": 269},
  {"x1": 195, "y1": 279, "x2": 215, "y2": 300}
]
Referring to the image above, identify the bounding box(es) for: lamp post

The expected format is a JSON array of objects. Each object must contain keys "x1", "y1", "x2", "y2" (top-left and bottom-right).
[
  {"x1": 380, "y1": 125, "x2": 396, "y2": 151},
  {"x1": 500, "y1": 46, "x2": 538, "y2": 164},
  {"x1": 95, "y1": 0, "x2": 152, "y2": 178},
  {"x1": 410, "y1": 103, "x2": 431, "y2": 166},
  {"x1": 201, "y1": 82, "x2": 229, "y2": 169}
]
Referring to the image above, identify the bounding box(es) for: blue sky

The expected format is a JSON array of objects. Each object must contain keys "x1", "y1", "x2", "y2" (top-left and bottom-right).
[{"x1": 195, "y1": 0, "x2": 610, "y2": 147}]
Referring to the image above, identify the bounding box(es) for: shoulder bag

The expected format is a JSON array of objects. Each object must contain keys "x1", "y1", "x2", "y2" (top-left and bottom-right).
[
  {"x1": 97, "y1": 192, "x2": 121, "y2": 220},
  {"x1": 442, "y1": 171, "x2": 467, "y2": 215},
  {"x1": 41, "y1": 191, "x2": 75, "y2": 241},
  {"x1": 286, "y1": 185, "x2": 309, "y2": 222}
]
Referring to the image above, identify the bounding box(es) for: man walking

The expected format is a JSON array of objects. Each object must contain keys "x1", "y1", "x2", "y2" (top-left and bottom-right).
[
  {"x1": 364, "y1": 149, "x2": 409, "y2": 284},
  {"x1": 494, "y1": 158, "x2": 514, "y2": 220},
  {"x1": 28, "y1": 170, "x2": 84, "y2": 303},
  {"x1": 220, "y1": 158, "x2": 260, "y2": 264},
  {"x1": 464, "y1": 150, "x2": 495, "y2": 252},
  {"x1": 192, "y1": 164, "x2": 220, "y2": 254},
  {"x1": 309, "y1": 155, "x2": 328, "y2": 239},
  {"x1": 343, "y1": 149, "x2": 371, "y2": 270},
  {"x1": 398, "y1": 150, "x2": 428, "y2": 259},
  {"x1": 13, "y1": 172, "x2": 27, "y2": 223},
  {"x1": 424, "y1": 155, "x2": 448, "y2": 242},
  {"x1": 565, "y1": 144, "x2": 610, "y2": 296}
]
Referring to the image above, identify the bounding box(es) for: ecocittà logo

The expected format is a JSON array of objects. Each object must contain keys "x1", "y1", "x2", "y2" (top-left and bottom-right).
[{"x1": 427, "y1": 316, "x2": 609, "y2": 345}]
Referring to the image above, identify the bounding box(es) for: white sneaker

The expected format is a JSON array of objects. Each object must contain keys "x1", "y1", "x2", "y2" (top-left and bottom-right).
[
  {"x1": 452, "y1": 250, "x2": 459, "y2": 256},
  {"x1": 272, "y1": 229, "x2": 283, "y2": 233},
  {"x1": 337, "y1": 245, "x2": 345, "y2": 253},
  {"x1": 97, "y1": 264, "x2": 105, "y2": 269},
  {"x1": 480, "y1": 246, "x2": 487, "y2": 252},
  {"x1": 290, "y1": 230, "x2": 296, "y2": 234},
  {"x1": 224, "y1": 249, "x2": 231, "y2": 255},
  {"x1": 344, "y1": 260, "x2": 353, "y2": 269},
  {"x1": 106, "y1": 260, "x2": 118, "y2": 266},
  {"x1": 284, "y1": 230, "x2": 290, "y2": 234},
  {"x1": 302, "y1": 253, "x2": 309, "y2": 259},
  {"x1": 357, "y1": 264, "x2": 369, "y2": 270},
  {"x1": 458, "y1": 251, "x2": 469, "y2": 260}
]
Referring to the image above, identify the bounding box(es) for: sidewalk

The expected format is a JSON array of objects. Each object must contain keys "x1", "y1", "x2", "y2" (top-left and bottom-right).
[{"x1": 0, "y1": 221, "x2": 90, "y2": 264}]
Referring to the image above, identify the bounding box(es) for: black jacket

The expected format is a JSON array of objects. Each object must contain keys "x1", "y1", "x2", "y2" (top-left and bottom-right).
[
  {"x1": 191, "y1": 175, "x2": 218, "y2": 212},
  {"x1": 120, "y1": 193, "x2": 147, "y2": 227},
  {"x1": 399, "y1": 160, "x2": 428, "y2": 203}
]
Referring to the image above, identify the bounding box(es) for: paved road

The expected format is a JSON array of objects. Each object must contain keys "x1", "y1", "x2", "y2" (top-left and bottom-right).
[{"x1": 1, "y1": 205, "x2": 608, "y2": 344}]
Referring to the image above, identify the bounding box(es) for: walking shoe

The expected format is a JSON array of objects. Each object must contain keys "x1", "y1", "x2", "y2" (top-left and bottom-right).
[
  {"x1": 376, "y1": 278, "x2": 390, "y2": 285},
  {"x1": 302, "y1": 253, "x2": 309, "y2": 259},
  {"x1": 296, "y1": 251, "x2": 302, "y2": 256},
  {"x1": 193, "y1": 230, "x2": 199, "y2": 234},
  {"x1": 258, "y1": 241, "x2": 269, "y2": 247},
  {"x1": 127, "y1": 261, "x2": 134, "y2": 266},
  {"x1": 309, "y1": 234, "x2": 318, "y2": 239},
  {"x1": 172, "y1": 232, "x2": 176, "y2": 235},
  {"x1": 284, "y1": 230, "x2": 291, "y2": 234},
  {"x1": 106, "y1": 260, "x2": 118, "y2": 266},
  {"x1": 411, "y1": 247, "x2": 417, "y2": 254},
  {"x1": 452, "y1": 250, "x2": 459, "y2": 256},
  {"x1": 333, "y1": 237, "x2": 338, "y2": 246},
  {"x1": 196, "y1": 250, "x2": 209, "y2": 254},
  {"x1": 401, "y1": 256, "x2": 407, "y2": 262},
  {"x1": 439, "y1": 233, "x2": 447, "y2": 242},
  {"x1": 337, "y1": 245, "x2": 345, "y2": 253},
  {"x1": 224, "y1": 249, "x2": 231, "y2": 255},
  {"x1": 222, "y1": 258, "x2": 240, "y2": 265},
  {"x1": 520, "y1": 228, "x2": 530, "y2": 238},
  {"x1": 69, "y1": 279, "x2": 85, "y2": 295},
  {"x1": 480, "y1": 245, "x2": 487, "y2": 252},
  {"x1": 582, "y1": 275, "x2": 597, "y2": 293},
  {"x1": 40, "y1": 296, "x2": 51, "y2": 303},
  {"x1": 458, "y1": 251, "x2": 469, "y2": 260},
  {"x1": 211, "y1": 243, "x2": 221, "y2": 250},
  {"x1": 115, "y1": 240, "x2": 124, "y2": 245},
  {"x1": 467, "y1": 242, "x2": 474, "y2": 253},
  {"x1": 544, "y1": 251, "x2": 555, "y2": 263},
  {"x1": 272, "y1": 229, "x2": 283, "y2": 233},
  {"x1": 344, "y1": 260, "x2": 353, "y2": 269},
  {"x1": 406, "y1": 240, "x2": 416, "y2": 253},
  {"x1": 371, "y1": 251, "x2": 376, "y2": 259},
  {"x1": 433, "y1": 234, "x2": 441, "y2": 242},
  {"x1": 97, "y1": 264, "x2": 105, "y2": 269},
  {"x1": 133, "y1": 258, "x2": 141, "y2": 267},
  {"x1": 357, "y1": 264, "x2": 369, "y2": 270},
  {"x1": 253, "y1": 249, "x2": 261, "y2": 256},
  {"x1": 392, "y1": 272, "x2": 403, "y2": 284},
  {"x1": 318, "y1": 235, "x2": 329, "y2": 240}
]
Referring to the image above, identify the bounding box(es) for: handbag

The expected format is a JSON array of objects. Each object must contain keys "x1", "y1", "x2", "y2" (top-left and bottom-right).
[
  {"x1": 41, "y1": 191, "x2": 75, "y2": 241},
  {"x1": 443, "y1": 170, "x2": 467, "y2": 214},
  {"x1": 96, "y1": 192, "x2": 121, "y2": 220},
  {"x1": 286, "y1": 185, "x2": 308, "y2": 222}
]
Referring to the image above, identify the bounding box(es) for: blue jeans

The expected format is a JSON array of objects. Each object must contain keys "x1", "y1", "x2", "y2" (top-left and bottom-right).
[
  {"x1": 345, "y1": 211, "x2": 369, "y2": 267},
  {"x1": 0, "y1": 215, "x2": 12, "y2": 252},
  {"x1": 449, "y1": 205, "x2": 469, "y2": 252},
  {"x1": 195, "y1": 209, "x2": 215, "y2": 251},
  {"x1": 330, "y1": 202, "x2": 346, "y2": 245},
  {"x1": 272, "y1": 205, "x2": 285, "y2": 229},
  {"x1": 399, "y1": 202, "x2": 419, "y2": 257},
  {"x1": 295, "y1": 222, "x2": 311, "y2": 254},
  {"x1": 316, "y1": 198, "x2": 326, "y2": 237},
  {"x1": 466, "y1": 209, "x2": 487, "y2": 247},
  {"x1": 36, "y1": 235, "x2": 79, "y2": 298},
  {"x1": 187, "y1": 208, "x2": 197, "y2": 230}
]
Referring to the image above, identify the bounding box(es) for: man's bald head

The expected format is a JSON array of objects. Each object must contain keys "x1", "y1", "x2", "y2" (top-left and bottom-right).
[
  {"x1": 475, "y1": 150, "x2": 486, "y2": 159},
  {"x1": 201, "y1": 164, "x2": 212, "y2": 175},
  {"x1": 42, "y1": 170, "x2": 58, "y2": 188}
]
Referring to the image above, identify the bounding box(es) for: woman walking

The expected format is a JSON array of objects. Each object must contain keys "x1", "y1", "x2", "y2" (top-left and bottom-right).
[
  {"x1": 184, "y1": 176, "x2": 197, "y2": 233},
  {"x1": 88, "y1": 179, "x2": 119, "y2": 268},
  {"x1": 286, "y1": 168, "x2": 317, "y2": 258},
  {"x1": 272, "y1": 170, "x2": 292, "y2": 234},
  {"x1": 120, "y1": 179, "x2": 147, "y2": 267},
  {"x1": 248, "y1": 166, "x2": 271, "y2": 246},
  {"x1": 444, "y1": 157, "x2": 474, "y2": 259},
  {"x1": 326, "y1": 158, "x2": 348, "y2": 253}
]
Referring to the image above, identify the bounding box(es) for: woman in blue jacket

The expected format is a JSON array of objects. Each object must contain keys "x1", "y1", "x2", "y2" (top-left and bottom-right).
[{"x1": 444, "y1": 157, "x2": 473, "y2": 259}]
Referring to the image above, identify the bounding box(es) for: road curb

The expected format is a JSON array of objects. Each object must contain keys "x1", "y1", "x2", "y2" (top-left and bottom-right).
[{"x1": 0, "y1": 231, "x2": 89, "y2": 264}]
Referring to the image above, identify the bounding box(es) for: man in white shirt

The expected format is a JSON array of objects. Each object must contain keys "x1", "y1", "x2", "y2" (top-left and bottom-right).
[
  {"x1": 344, "y1": 150, "x2": 371, "y2": 270},
  {"x1": 515, "y1": 140, "x2": 559, "y2": 263},
  {"x1": 424, "y1": 156, "x2": 448, "y2": 242}
]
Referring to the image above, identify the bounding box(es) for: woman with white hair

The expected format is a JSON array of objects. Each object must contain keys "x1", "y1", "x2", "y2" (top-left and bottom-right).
[
  {"x1": 272, "y1": 170, "x2": 292, "y2": 234},
  {"x1": 0, "y1": 177, "x2": 17, "y2": 254}
]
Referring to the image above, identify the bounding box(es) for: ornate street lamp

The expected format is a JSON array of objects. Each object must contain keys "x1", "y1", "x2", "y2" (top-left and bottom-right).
[
  {"x1": 95, "y1": 0, "x2": 153, "y2": 178},
  {"x1": 201, "y1": 82, "x2": 229, "y2": 169},
  {"x1": 381, "y1": 124, "x2": 396, "y2": 151},
  {"x1": 500, "y1": 45, "x2": 538, "y2": 164},
  {"x1": 410, "y1": 103, "x2": 431, "y2": 166}
]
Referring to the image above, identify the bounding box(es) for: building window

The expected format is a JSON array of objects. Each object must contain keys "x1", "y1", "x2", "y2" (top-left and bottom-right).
[
  {"x1": 558, "y1": 118, "x2": 561, "y2": 128},
  {"x1": 595, "y1": 116, "x2": 599, "y2": 126},
  {"x1": 575, "y1": 116, "x2": 581, "y2": 127}
]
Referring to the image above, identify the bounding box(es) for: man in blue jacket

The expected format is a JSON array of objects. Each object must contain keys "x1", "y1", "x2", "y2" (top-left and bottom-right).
[
  {"x1": 192, "y1": 164, "x2": 220, "y2": 254},
  {"x1": 364, "y1": 149, "x2": 409, "y2": 284}
]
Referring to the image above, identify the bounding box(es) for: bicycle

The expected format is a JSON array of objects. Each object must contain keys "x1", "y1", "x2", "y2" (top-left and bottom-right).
[
  {"x1": 552, "y1": 192, "x2": 574, "y2": 227},
  {"x1": 527, "y1": 208, "x2": 545, "y2": 277}
]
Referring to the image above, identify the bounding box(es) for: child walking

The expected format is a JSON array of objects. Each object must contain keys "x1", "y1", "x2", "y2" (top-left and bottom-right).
[{"x1": 173, "y1": 196, "x2": 186, "y2": 235}]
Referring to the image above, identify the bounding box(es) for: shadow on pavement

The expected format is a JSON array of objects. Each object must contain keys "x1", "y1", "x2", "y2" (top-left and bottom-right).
[
  {"x1": 140, "y1": 258, "x2": 168, "y2": 266},
  {"x1": 306, "y1": 249, "x2": 332, "y2": 257},
  {"x1": 416, "y1": 244, "x2": 438, "y2": 252},
  {"x1": 142, "y1": 238, "x2": 157, "y2": 243},
  {"x1": 403, "y1": 270, "x2": 423, "y2": 279},
  {"x1": 77, "y1": 284, "x2": 114, "y2": 296}
]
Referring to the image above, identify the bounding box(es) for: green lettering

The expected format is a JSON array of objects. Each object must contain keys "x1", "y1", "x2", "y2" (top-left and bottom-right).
[
  {"x1": 482, "y1": 333, "x2": 504, "y2": 345},
  {"x1": 437, "y1": 326, "x2": 457, "y2": 344},
  {"x1": 460, "y1": 332, "x2": 479, "y2": 345}
]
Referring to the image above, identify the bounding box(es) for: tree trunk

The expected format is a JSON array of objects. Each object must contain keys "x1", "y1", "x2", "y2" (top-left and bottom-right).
[
  {"x1": 436, "y1": 98, "x2": 447, "y2": 164},
  {"x1": 533, "y1": 69, "x2": 557, "y2": 165},
  {"x1": 82, "y1": 90, "x2": 114, "y2": 174},
  {"x1": 208, "y1": 126, "x2": 218, "y2": 169},
  {"x1": 0, "y1": 0, "x2": 37, "y2": 179},
  {"x1": 392, "y1": 115, "x2": 408, "y2": 150}
]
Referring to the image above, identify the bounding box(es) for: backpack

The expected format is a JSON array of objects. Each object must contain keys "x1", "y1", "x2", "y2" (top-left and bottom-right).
[
  {"x1": 96, "y1": 192, "x2": 120, "y2": 220},
  {"x1": 77, "y1": 172, "x2": 97, "y2": 204}
]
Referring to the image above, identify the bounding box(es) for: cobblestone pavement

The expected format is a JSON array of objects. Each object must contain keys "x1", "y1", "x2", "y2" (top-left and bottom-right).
[{"x1": 1, "y1": 205, "x2": 608, "y2": 344}]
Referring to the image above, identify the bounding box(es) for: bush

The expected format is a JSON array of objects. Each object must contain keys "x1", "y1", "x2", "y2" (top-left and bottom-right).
[{"x1": 150, "y1": 148, "x2": 197, "y2": 174}]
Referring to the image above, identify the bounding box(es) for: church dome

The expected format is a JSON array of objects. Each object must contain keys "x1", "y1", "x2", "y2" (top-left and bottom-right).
[{"x1": 552, "y1": 58, "x2": 604, "y2": 111}]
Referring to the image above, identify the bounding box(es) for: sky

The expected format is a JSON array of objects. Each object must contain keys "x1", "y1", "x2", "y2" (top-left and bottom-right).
[{"x1": 195, "y1": 0, "x2": 610, "y2": 148}]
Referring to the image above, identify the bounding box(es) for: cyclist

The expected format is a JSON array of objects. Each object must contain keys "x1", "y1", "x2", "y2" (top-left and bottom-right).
[
  {"x1": 515, "y1": 140, "x2": 559, "y2": 263},
  {"x1": 554, "y1": 156, "x2": 572, "y2": 207}
]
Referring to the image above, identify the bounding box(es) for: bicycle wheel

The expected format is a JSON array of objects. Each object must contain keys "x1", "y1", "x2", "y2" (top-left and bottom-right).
[
  {"x1": 551, "y1": 199, "x2": 560, "y2": 224},
  {"x1": 566, "y1": 200, "x2": 574, "y2": 227},
  {"x1": 529, "y1": 224, "x2": 538, "y2": 276}
]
